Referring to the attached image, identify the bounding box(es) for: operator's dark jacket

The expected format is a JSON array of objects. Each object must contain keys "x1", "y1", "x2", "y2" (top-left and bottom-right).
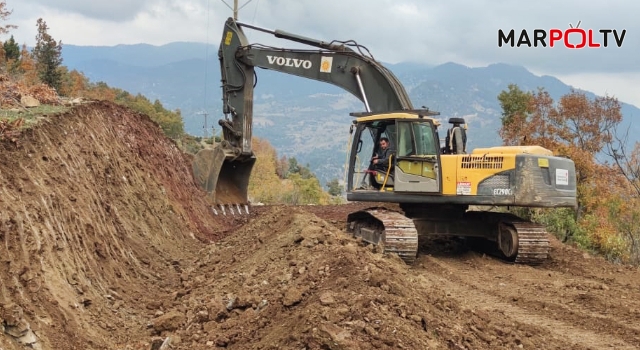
[{"x1": 374, "y1": 147, "x2": 396, "y2": 172}]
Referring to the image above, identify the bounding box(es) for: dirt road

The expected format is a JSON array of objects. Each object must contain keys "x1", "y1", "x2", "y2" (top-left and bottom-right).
[{"x1": 1, "y1": 101, "x2": 639, "y2": 350}]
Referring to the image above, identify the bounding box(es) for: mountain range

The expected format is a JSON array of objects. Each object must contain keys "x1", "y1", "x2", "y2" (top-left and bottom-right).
[{"x1": 60, "y1": 42, "x2": 640, "y2": 187}]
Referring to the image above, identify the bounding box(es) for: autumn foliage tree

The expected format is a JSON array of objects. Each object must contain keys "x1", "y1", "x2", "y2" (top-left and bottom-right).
[
  {"x1": 248, "y1": 137, "x2": 332, "y2": 205},
  {"x1": 248, "y1": 137, "x2": 285, "y2": 203},
  {"x1": 603, "y1": 124, "x2": 640, "y2": 263},
  {"x1": 18, "y1": 44, "x2": 38, "y2": 85},
  {"x1": 499, "y1": 84, "x2": 621, "y2": 189},
  {"x1": 57, "y1": 67, "x2": 88, "y2": 97}
]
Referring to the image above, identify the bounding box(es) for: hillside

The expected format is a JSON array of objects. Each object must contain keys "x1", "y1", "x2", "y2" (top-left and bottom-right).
[
  {"x1": 61, "y1": 43, "x2": 640, "y2": 186},
  {"x1": 1, "y1": 101, "x2": 639, "y2": 349}
]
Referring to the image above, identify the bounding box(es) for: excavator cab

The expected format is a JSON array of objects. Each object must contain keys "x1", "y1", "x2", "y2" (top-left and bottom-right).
[
  {"x1": 349, "y1": 119, "x2": 395, "y2": 190},
  {"x1": 347, "y1": 111, "x2": 442, "y2": 197}
]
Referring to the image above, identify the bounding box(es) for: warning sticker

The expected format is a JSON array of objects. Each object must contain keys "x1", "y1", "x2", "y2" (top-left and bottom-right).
[
  {"x1": 224, "y1": 31, "x2": 233, "y2": 46},
  {"x1": 556, "y1": 169, "x2": 569, "y2": 186},
  {"x1": 456, "y1": 182, "x2": 471, "y2": 195},
  {"x1": 320, "y1": 56, "x2": 333, "y2": 73}
]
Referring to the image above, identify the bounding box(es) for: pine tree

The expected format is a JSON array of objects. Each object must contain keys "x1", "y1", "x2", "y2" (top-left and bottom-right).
[
  {"x1": 3, "y1": 35, "x2": 19, "y2": 60},
  {"x1": 32, "y1": 18, "x2": 63, "y2": 91},
  {"x1": 2, "y1": 34, "x2": 19, "y2": 72}
]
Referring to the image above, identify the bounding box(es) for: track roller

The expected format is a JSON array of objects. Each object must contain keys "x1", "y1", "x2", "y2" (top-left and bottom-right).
[
  {"x1": 500, "y1": 221, "x2": 550, "y2": 265},
  {"x1": 346, "y1": 208, "x2": 419, "y2": 264}
]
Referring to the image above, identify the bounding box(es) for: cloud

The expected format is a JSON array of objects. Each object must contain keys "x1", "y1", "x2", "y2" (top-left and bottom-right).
[
  {"x1": 554, "y1": 72, "x2": 640, "y2": 107},
  {"x1": 240, "y1": 0, "x2": 639, "y2": 75},
  {"x1": 7, "y1": 0, "x2": 638, "y2": 73},
  {"x1": 6, "y1": 0, "x2": 220, "y2": 46},
  {"x1": 20, "y1": 0, "x2": 156, "y2": 22},
  {"x1": 3, "y1": 0, "x2": 638, "y2": 106}
]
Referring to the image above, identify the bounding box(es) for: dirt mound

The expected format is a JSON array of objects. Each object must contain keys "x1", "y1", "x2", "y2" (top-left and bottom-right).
[
  {"x1": 160, "y1": 206, "x2": 640, "y2": 350},
  {"x1": 167, "y1": 206, "x2": 476, "y2": 349},
  {"x1": 1, "y1": 101, "x2": 640, "y2": 350}
]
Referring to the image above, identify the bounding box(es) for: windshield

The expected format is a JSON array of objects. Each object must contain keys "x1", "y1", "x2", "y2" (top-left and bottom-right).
[{"x1": 397, "y1": 121, "x2": 437, "y2": 157}]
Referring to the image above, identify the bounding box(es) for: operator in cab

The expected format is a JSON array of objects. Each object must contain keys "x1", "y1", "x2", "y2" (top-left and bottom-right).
[{"x1": 372, "y1": 137, "x2": 395, "y2": 173}]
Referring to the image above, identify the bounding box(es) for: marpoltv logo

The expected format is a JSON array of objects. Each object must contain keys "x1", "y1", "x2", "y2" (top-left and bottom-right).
[{"x1": 498, "y1": 21, "x2": 626, "y2": 48}]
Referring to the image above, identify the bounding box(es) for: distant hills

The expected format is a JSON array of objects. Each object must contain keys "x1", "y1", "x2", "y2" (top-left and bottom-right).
[{"x1": 60, "y1": 42, "x2": 640, "y2": 187}]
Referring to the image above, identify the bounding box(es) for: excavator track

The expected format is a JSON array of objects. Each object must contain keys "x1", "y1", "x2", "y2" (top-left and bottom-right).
[
  {"x1": 496, "y1": 220, "x2": 550, "y2": 265},
  {"x1": 346, "y1": 208, "x2": 418, "y2": 264},
  {"x1": 345, "y1": 209, "x2": 551, "y2": 266}
]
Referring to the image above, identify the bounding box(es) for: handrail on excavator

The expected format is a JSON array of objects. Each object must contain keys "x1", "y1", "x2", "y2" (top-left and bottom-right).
[{"x1": 380, "y1": 154, "x2": 393, "y2": 192}]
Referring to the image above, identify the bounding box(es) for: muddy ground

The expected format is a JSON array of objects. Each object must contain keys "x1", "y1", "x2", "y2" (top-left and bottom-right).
[{"x1": 1, "y1": 101, "x2": 639, "y2": 350}]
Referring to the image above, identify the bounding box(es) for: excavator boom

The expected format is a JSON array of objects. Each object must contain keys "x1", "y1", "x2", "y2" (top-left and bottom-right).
[{"x1": 193, "y1": 17, "x2": 419, "y2": 205}]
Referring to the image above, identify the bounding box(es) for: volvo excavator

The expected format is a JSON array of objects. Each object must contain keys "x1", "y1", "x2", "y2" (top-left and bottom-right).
[{"x1": 192, "y1": 17, "x2": 578, "y2": 265}]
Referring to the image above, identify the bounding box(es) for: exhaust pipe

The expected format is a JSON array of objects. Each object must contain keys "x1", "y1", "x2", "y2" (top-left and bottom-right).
[{"x1": 192, "y1": 144, "x2": 256, "y2": 206}]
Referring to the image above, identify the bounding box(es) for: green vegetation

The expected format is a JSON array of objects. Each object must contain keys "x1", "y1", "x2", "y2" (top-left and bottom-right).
[
  {"x1": 2, "y1": 34, "x2": 18, "y2": 60},
  {"x1": 113, "y1": 89, "x2": 185, "y2": 139},
  {"x1": 326, "y1": 178, "x2": 342, "y2": 197},
  {"x1": 248, "y1": 138, "x2": 343, "y2": 205},
  {"x1": 33, "y1": 18, "x2": 63, "y2": 92},
  {"x1": 0, "y1": 104, "x2": 68, "y2": 124}
]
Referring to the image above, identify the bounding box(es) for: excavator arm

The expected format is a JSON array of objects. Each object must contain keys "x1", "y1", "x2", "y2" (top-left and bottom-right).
[
  {"x1": 218, "y1": 18, "x2": 414, "y2": 153},
  {"x1": 194, "y1": 17, "x2": 416, "y2": 206}
]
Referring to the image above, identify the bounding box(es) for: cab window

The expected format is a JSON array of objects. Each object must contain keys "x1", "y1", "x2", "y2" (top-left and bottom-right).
[{"x1": 397, "y1": 121, "x2": 437, "y2": 157}]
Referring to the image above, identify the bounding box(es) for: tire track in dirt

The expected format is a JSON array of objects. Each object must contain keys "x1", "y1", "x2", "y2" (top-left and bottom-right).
[
  {"x1": 417, "y1": 254, "x2": 639, "y2": 349},
  {"x1": 444, "y1": 251, "x2": 640, "y2": 334}
]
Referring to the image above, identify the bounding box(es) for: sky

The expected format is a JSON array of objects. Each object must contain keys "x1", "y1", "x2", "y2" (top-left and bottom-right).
[{"x1": 4, "y1": 0, "x2": 640, "y2": 107}]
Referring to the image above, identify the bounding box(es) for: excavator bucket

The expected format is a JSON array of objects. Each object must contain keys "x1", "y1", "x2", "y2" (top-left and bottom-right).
[{"x1": 192, "y1": 145, "x2": 256, "y2": 211}]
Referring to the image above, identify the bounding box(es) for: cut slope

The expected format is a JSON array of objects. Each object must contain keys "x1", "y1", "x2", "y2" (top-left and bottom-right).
[{"x1": 0, "y1": 101, "x2": 243, "y2": 349}]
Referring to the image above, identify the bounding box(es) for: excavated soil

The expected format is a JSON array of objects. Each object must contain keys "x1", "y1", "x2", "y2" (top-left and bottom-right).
[{"x1": 1, "y1": 101, "x2": 639, "y2": 350}]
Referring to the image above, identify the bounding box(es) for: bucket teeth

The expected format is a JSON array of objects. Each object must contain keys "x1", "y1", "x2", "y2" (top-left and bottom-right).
[{"x1": 215, "y1": 203, "x2": 251, "y2": 216}]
